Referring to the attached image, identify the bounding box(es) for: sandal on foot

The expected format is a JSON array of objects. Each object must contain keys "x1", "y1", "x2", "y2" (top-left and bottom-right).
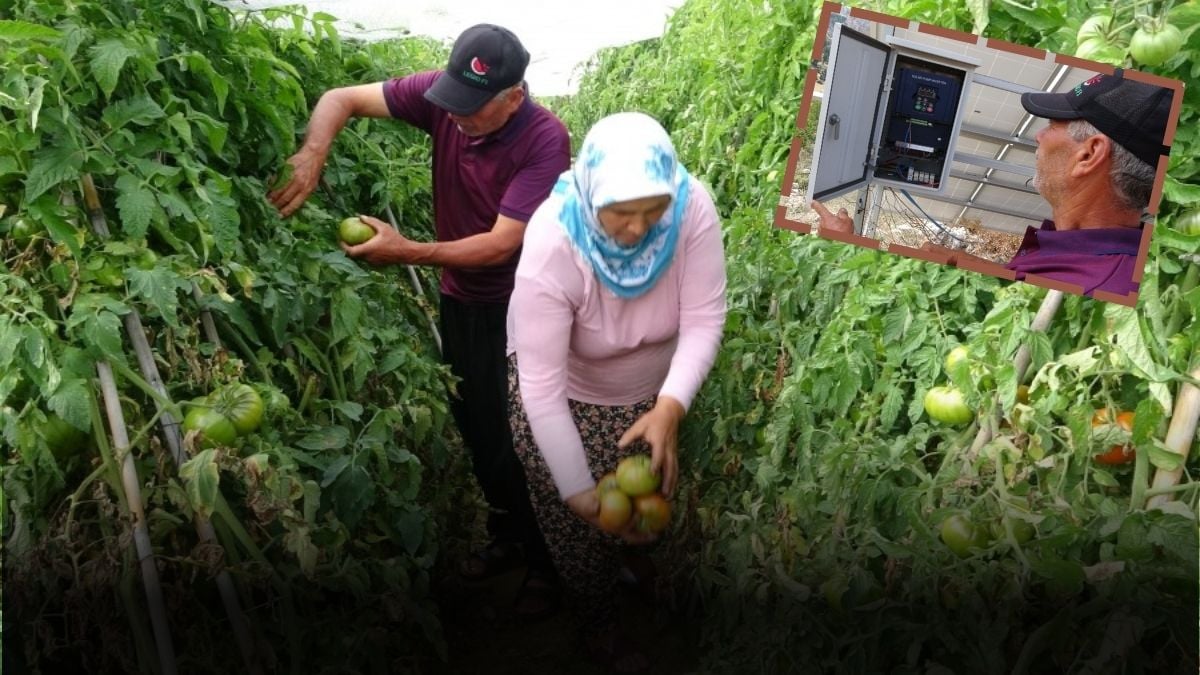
[
  {"x1": 459, "y1": 541, "x2": 523, "y2": 581},
  {"x1": 513, "y1": 569, "x2": 561, "y2": 621},
  {"x1": 583, "y1": 624, "x2": 651, "y2": 674}
]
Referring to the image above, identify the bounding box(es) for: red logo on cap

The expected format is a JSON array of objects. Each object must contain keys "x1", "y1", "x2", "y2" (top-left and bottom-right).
[{"x1": 470, "y1": 57, "x2": 489, "y2": 76}]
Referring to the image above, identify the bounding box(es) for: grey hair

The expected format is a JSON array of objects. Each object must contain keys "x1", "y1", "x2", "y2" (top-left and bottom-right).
[
  {"x1": 492, "y1": 81, "x2": 525, "y2": 103},
  {"x1": 1066, "y1": 119, "x2": 1155, "y2": 211}
]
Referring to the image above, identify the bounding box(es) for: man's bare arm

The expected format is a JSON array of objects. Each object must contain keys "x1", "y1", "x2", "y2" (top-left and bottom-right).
[
  {"x1": 343, "y1": 213, "x2": 528, "y2": 269},
  {"x1": 269, "y1": 83, "x2": 394, "y2": 217}
]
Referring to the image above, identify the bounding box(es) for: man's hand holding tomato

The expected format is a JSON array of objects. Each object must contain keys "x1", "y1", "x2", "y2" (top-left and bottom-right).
[{"x1": 339, "y1": 214, "x2": 425, "y2": 265}]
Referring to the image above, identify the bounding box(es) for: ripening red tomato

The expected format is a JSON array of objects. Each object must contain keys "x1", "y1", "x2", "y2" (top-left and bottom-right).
[{"x1": 1092, "y1": 409, "x2": 1135, "y2": 465}]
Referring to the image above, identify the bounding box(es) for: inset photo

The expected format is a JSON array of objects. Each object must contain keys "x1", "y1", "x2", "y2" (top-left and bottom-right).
[{"x1": 776, "y1": 4, "x2": 1183, "y2": 306}]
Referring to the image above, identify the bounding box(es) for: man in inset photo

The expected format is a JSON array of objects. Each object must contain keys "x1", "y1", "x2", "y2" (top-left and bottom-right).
[
  {"x1": 814, "y1": 72, "x2": 1173, "y2": 299},
  {"x1": 1002, "y1": 73, "x2": 1172, "y2": 297}
]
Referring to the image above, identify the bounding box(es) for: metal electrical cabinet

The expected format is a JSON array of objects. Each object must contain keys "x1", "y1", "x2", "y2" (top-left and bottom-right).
[{"x1": 807, "y1": 23, "x2": 980, "y2": 204}]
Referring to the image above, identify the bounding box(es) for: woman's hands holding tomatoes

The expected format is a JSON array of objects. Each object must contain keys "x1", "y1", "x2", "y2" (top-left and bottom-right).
[
  {"x1": 617, "y1": 396, "x2": 684, "y2": 497},
  {"x1": 565, "y1": 487, "x2": 660, "y2": 544}
]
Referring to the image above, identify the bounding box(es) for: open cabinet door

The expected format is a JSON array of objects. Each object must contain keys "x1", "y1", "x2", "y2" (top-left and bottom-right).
[{"x1": 807, "y1": 24, "x2": 890, "y2": 204}]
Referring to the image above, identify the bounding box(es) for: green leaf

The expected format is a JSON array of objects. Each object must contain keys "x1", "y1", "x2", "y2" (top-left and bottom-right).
[
  {"x1": 394, "y1": 509, "x2": 425, "y2": 555},
  {"x1": 1029, "y1": 556, "x2": 1085, "y2": 596},
  {"x1": 331, "y1": 286, "x2": 363, "y2": 344},
  {"x1": 101, "y1": 96, "x2": 165, "y2": 130},
  {"x1": 1145, "y1": 441, "x2": 1184, "y2": 472},
  {"x1": 0, "y1": 20, "x2": 63, "y2": 41},
  {"x1": 166, "y1": 112, "x2": 194, "y2": 149},
  {"x1": 1162, "y1": 176, "x2": 1200, "y2": 206},
  {"x1": 966, "y1": 0, "x2": 989, "y2": 33},
  {"x1": 333, "y1": 401, "x2": 363, "y2": 421},
  {"x1": 114, "y1": 173, "x2": 158, "y2": 239},
  {"x1": 179, "y1": 448, "x2": 220, "y2": 520},
  {"x1": 27, "y1": 198, "x2": 83, "y2": 259},
  {"x1": 126, "y1": 267, "x2": 187, "y2": 328},
  {"x1": 89, "y1": 38, "x2": 140, "y2": 99},
  {"x1": 329, "y1": 463, "x2": 375, "y2": 529},
  {"x1": 48, "y1": 378, "x2": 92, "y2": 431},
  {"x1": 879, "y1": 385, "x2": 903, "y2": 431},
  {"x1": 298, "y1": 426, "x2": 350, "y2": 451},
  {"x1": 196, "y1": 180, "x2": 241, "y2": 255},
  {"x1": 24, "y1": 145, "x2": 84, "y2": 203}
]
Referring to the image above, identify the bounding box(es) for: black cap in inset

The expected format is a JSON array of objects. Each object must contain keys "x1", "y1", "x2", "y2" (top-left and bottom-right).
[
  {"x1": 1021, "y1": 72, "x2": 1173, "y2": 168},
  {"x1": 424, "y1": 24, "x2": 530, "y2": 116}
]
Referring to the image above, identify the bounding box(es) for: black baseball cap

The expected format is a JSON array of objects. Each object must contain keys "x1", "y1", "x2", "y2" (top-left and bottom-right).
[
  {"x1": 1021, "y1": 72, "x2": 1173, "y2": 168},
  {"x1": 424, "y1": 24, "x2": 529, "y2": 116}
]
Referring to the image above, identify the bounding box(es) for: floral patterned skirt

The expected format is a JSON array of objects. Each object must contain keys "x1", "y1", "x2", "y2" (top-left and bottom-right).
[{"x1": 507, "y1": 355, "x2": 656, "y2": 629}]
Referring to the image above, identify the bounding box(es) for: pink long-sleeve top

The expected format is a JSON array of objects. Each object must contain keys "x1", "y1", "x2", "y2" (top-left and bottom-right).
[{"x1": 506, "y1": 177, "x2": 727, "y2": 499}]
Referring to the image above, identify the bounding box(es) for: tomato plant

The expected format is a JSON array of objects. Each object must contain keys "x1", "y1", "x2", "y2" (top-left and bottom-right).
[{"x1": 616, "y1": 454, "x2": 660, "y2": 497}]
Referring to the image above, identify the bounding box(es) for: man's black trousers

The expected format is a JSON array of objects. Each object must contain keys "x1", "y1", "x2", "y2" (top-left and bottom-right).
[{"x1": 439, "y1": 293, "x2": 552, "y2": 572}]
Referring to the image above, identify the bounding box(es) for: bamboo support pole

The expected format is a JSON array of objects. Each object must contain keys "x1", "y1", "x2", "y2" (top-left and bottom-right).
[
  {"x1": 384, "y1": 203, "x2": 443, "y2": 354},
  {"x1": 96, "y1": 361, "x2": 179, "y2": 675},
  {"x1": 1146, "y1": 363, "x2": 1200, "y2": 510},
  {"x1": 80, "y1": 175, "x2": 263, "y2": 675},
  {"x1": 966, "y1": 290, "x2": 1065, "y2": 458}
]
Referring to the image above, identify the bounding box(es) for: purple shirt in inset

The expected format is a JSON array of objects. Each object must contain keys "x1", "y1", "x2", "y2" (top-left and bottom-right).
[
  {"x1": 1004, "y1": 220, "x2": 1142, "y2": 297},
  {"x1": 383, "y1": 71, "x2": 570, "y2": 304}
]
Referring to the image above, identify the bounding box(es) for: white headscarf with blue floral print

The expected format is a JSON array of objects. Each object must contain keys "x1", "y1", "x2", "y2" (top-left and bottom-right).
[{"x1": 554, "y1": 112, "x2": 690, "y2": 299}]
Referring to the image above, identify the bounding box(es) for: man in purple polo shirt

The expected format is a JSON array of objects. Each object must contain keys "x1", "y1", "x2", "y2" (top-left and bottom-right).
[
  {"x1": 268, "y1": 24, "x2": 570, "y2": 619},
  {"x1": 812, "y1": 73, "x2": 1173, "y2": 300},
  {"x1": 999, "y1": 73, "x2": 1172, "y2": 298}
]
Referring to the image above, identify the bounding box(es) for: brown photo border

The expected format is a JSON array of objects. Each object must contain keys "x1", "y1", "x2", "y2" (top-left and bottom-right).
[{"x1": 773, "y1": 2, "x2": 1186, "y2": 308}]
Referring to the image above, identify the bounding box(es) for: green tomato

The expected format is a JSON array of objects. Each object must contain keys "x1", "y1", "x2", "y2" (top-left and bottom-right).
[
  {"x1": 183, "y1": 406, "x2": 237, "y2": 448},
  {"x1": 616, "y1": 454, "x2": 660, "y2": 497},
  {"x1": 924, "y1": 386, "x2": 973, "y2": 426},
  {"x1": 1075, "y1": 36, "x2": 1126, "y2": 65},
  {"x1": 940, "y1": 514, "x2": 988, "y2": 558},
  {"x1": 1076, "y1": 14, "x2": 1112, "y2": 44},
  {"x1": 338, "y1": 217, "x2": 376, "y2": 246},
  {"x1": 989, "y1": 517, "x2": 1035, "y2": 545},
  {"x1": 211, "y1": 383, "x2": 264, "y2": 435},
  {"x1": 7, "y1": 216, "x2": 42, "y2": 245},
  {"x1": 1173, "y1": 210, "x2": 1200, "y2": 236},
  {"x1": 1167, "y1": 333, "x2": 1192, "y2": 372},
  {"x1": 1130, "y1": 23, "x2": 1183, "y2": 66},
  {"x1": 41, "y1": 413, "x2": 89, "y2": 460},
  {"x1": 135, "y1": 248, "x2": 159, "y2": 270},
  {"x1": 944, "y1": 345, "x2": 969, "y2": 374}
]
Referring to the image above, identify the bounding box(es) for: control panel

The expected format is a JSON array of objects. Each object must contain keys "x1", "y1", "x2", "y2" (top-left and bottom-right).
[{"x1": 872, "y1": 58, "x2": 966, "y2": 190}]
